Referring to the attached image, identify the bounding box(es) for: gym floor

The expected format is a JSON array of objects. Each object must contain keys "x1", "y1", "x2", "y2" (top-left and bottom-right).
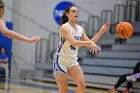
[{"x1": 0, "y1": 80, "x2": 113, "y2": 93}]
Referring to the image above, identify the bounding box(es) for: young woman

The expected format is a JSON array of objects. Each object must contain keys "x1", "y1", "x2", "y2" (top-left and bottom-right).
[
  {"x1": 53, "y1": 5, "x2": 110, "y2": 93},
  {"x1": 0, "y1": 0, "x2": 40, "y2": 43}
]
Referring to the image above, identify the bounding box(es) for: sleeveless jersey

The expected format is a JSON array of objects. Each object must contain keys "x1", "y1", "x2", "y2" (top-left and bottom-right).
[{"x1": 55, "y1": 22, "x2": 83, "y2": 58}]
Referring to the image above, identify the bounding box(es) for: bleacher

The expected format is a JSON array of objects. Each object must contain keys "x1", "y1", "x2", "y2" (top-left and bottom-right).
[
  {"x1": 78, "y1": 0, "x2": 140, "y2": 92},
  {"x1": 20, "y1": 0, "x2": 140, "y2": 92}
]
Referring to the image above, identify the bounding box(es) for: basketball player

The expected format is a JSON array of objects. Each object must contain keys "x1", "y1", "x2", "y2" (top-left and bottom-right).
[
  {"x1": 53, "y1": 5, "x2": 110, "y2": 93},
  {"x1": 0, "y1": 0, "x2": 40, "y2": 43}
]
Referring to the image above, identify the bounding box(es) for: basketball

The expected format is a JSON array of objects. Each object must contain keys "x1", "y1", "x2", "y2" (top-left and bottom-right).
[{"x1": 115, "y1": 22, "x2": 133, "y2": 39}]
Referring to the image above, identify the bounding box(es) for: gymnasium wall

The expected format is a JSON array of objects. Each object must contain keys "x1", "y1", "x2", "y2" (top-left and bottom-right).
[{"x1": 9, "y1": 0, "x2": 126, "y2": 77}]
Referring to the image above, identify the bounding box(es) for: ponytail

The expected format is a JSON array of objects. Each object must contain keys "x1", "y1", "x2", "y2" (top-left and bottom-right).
[{"x1": 60, "y1": 11, "x2": 68, "y2": 25}]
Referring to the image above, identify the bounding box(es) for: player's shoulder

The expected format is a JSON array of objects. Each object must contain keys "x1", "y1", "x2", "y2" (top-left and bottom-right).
[{"x1": 60, "y1": 23, "x2": 69, "y2": 31}]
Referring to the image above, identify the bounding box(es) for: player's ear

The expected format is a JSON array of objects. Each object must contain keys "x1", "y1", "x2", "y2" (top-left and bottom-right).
[{"x1": 66, "y1": 12, "x2": 69, "y2": 17}]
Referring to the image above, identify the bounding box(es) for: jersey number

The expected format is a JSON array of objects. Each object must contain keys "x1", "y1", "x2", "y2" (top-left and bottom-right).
[{"x1": 70, "y1": 45, "x2": 76, "y2": 50}]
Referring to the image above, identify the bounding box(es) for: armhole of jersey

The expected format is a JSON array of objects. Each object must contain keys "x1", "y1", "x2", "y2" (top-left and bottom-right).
[
  {"x1": 59, "y1": 23, "x2": 72, "y2": 37},
  {"x1": 65, "y1": 23, "x2": 73, "y2": 34}
]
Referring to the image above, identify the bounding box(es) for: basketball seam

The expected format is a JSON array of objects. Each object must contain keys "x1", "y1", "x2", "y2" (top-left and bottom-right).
[
  {"x1": 119, "y1": 24, "x2": 125, "y2": 39},
  {"x1": 121, "y1": 24, "x2": 129, "y2": 39},
  {"x1": 122, "y1": 23, "x2": 133, "y2": 32}
]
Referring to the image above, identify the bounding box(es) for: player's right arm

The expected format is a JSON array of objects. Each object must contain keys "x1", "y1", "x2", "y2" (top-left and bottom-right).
[
  {"x1": 60, "y1": 25, "x2": 101, "y2": 54},
  {"x1": 60, "y1": 24, "x2": 92, "y2": 47},
  {"x1": 0, "y1": 19, "x2": 40, "y2": 43}
]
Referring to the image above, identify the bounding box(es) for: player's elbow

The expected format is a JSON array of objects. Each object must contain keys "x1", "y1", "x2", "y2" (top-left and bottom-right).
[
  {"x1": 2, "y1": 31, "x2": 9, "y2": 37},
  {"x1": 2, "y1": 31, "x2": 12, "y2": 38}
]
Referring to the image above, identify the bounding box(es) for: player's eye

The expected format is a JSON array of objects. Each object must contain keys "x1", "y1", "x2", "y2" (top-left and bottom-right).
[{"x1": 70, "y1": 10, "x2": 78, "y2": 13}]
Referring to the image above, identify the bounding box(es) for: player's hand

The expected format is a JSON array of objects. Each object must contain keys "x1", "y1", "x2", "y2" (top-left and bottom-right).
[
  {"x1": 29, "y1": 36, "x2": 40, "y2": 43},
  {"x1": 101, "y1": 22, "x2": 110, "y2": 32},
  {"x1": 90, "y1": 41, "x2": 101, "y2": 55}
]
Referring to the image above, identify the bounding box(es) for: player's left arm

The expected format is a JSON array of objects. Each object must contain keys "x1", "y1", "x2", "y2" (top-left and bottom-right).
[
  {"x1": 81, "y1": 22, "x2": 110, "y2": 43},
  {"x1": 91, "y1": 22, "x2": 110, "y2": 42},
  {"x1": 81, "y1": 30, "x2": 90, "y2": 41}
]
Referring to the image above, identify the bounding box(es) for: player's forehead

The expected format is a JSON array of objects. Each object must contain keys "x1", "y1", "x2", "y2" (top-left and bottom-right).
[{"x1": 70, "y1": 6, "x2": 78, "y2": 11}]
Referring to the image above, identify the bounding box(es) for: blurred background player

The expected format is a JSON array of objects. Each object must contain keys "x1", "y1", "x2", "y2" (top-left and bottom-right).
[
  {"x1": 127, "y1": 72, "x2": 140, "y2": 81},
  {"x1": 110, "y1": 61, "x2": 140, "y2": 93},
  {"x1": 0, "y1": 0, "x2": 40, "y2": 43}
]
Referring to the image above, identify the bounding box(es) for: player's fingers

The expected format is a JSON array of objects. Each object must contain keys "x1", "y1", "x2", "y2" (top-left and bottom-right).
[
  {"x1": 95, "y1": 48, "x2": 99, "y2": 55},
  {"x1": 95, "y1": 51, "x2": 98, "y2": 55},
  {"x1": 92, "y1": 49, "x2": 95, "y2": 54},
  {"x1": 90, "y1": 47, "x2": 93, "y2": 53},
  {"x1": 98, "y1": 46, "x2": 102, "y2": 51},
  {"x1": 90, "y1": 48, "x2": 94, "y2": 54}
]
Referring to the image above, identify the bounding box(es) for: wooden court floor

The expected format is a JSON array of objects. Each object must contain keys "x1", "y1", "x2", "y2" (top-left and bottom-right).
[{"x1": 0, "y1": 80, "x2": 114, "y2": 93}]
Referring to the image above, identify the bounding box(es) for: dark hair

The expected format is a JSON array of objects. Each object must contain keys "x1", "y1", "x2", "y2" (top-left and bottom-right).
[
  {"x1": 0, "y1": 0, "x2": 4, "y2": 8},
  {"x1": 133, "y1": 61, "x2": 140, "y2": 73},
  {"x1": 60, "y1": 5, "x2": 75, "y2": 25}
]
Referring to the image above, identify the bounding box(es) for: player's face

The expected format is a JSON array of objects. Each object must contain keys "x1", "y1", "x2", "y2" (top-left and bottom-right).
[{"x1": 67, "y1": 6, "x2": 78, "y2": 21}]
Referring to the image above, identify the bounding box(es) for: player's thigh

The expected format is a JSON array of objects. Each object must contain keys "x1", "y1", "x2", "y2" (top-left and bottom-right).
[
  {"x1": 68, "y1": 65, "x2": 85, "y2": 84},
  {"x1": 55, "y1": 73, "x2": 68, "y2": 87}
]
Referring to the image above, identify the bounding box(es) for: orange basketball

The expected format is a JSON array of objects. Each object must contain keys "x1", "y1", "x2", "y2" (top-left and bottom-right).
[{"x1": 115, "y1": 22, "x2": 133, "y2": 39}]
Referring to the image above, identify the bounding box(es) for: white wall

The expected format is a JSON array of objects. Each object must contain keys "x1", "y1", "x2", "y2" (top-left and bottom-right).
[
  {"x1": 9, "y1": 0, "x2": 126, "y2": 77},
  {"x1": 74, "y1": 0, "x2": 126, "y2": 21}
]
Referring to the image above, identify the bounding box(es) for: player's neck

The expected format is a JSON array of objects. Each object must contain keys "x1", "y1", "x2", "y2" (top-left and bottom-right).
[{"x1": 68, "y1": 21, "x2": 76, "y2": 29}]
